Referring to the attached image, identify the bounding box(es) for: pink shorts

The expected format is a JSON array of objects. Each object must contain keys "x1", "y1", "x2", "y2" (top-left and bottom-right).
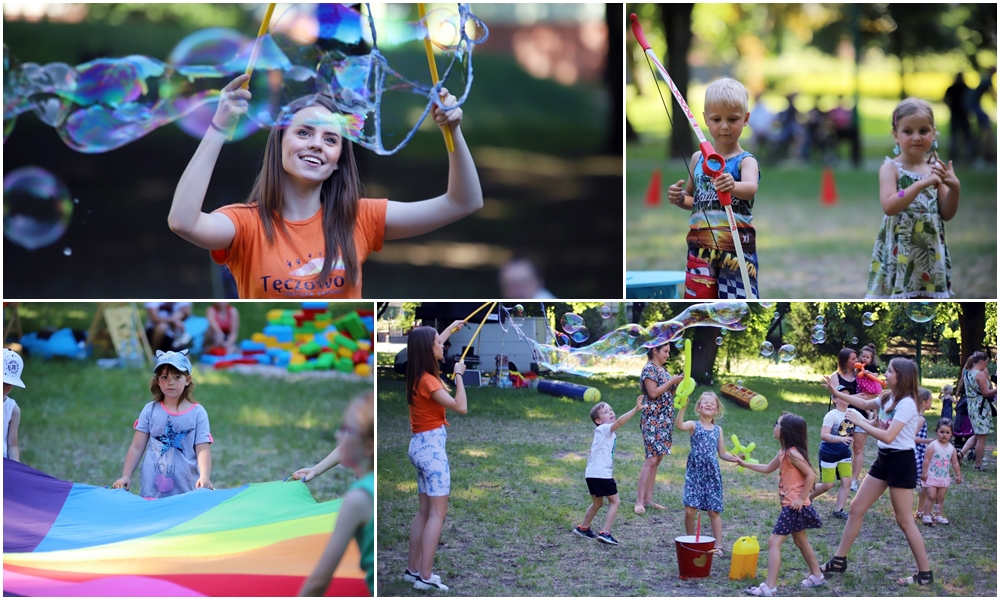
[{"x1": 924, "y1": 475, "x2": 951, "y2": 488}]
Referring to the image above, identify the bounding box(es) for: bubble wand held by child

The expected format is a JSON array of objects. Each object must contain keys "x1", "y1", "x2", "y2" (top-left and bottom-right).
[
  {"x1": 417, "y1": 3, "x2": 456, "y2": 152},
  {"x1": 630, "y1": 14, "x2": 755, "y2": 299}
]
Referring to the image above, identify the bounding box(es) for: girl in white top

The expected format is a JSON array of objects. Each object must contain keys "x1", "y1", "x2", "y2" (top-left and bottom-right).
[
  {"x1": 820, "y1": 358, "x2": 931, "y2": 587},
  {"x1": 3, "y1": 349, "x2": 26, "y2": 462}
]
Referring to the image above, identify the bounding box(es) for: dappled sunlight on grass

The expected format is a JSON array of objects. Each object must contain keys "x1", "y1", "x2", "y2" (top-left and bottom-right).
[
  {"x1": 395, "y1": 481, "x2": 417, "y2": 493},
  {"x1": 779, "y1": 390, "x2": 828, "y2": 405},
  {"x1": 529, "y1": 469, "x2": 574, "y2": 486},
  {"x1": 190, "y1": 369, "x2": 237, "y2": 386},
  {"x1": 237, "y1": 405, "x2": 289, "y2": 427},
  {"x1": 460, "y1": 448, "x2": 491, "y2": 458},
  {"x1": 523, "y1": 407, "x2": 555, "y2": 419},
  {"x1": 452, "y1": 487, "x2": 489, "y2": 502},
  {"x1": 523, "y1": 456, "x2": 544, "y2": 467}
]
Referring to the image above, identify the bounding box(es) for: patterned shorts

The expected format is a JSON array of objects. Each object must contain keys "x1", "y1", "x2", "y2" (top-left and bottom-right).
[
  {"x1": 684, "y1": 248, "x2": 759, "y2": 299},
  {"x1": 409, "y1": 426, "x2": 451, "y2": 497}
]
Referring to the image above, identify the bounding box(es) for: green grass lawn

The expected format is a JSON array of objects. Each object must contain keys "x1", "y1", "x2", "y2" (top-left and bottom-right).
[
  {"x1": 377, "y1": 367, "x2": 997, "y2": 596},
  {"x1": 10, "y1": 357, "x2": 372, "y2": 504},
  {"x1": 626, "y1": 143, "x2": 997, "y2": 299}
]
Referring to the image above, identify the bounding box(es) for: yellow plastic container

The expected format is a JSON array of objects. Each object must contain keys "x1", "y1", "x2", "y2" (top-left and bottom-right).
[{"x1": 729, "y1": 536, "x2": 760, "y2": 580}]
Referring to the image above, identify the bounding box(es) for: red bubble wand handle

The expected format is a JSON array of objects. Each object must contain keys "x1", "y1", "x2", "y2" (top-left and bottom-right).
[{"x1": 630, "y1": 13, "x2": 755, "y2": 299}]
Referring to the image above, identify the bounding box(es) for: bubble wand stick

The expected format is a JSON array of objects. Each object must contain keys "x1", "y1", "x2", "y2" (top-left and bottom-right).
[
  {"x1": 417, "y1": 3, "x2": 456, "y2": 152},
  {"x1": 629, "y1": 14, "x2": 755, "y2": 299},
  {"x1": 452, "y1": 301, "x2": 497, "y2": 378},
  {"x1": 227, "y1": 3, "x2": 276, "y2": 140}
]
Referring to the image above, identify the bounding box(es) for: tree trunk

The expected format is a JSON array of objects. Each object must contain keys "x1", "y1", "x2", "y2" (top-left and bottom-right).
[
  {"x1": 958, "y1": 302, "x2": 987, "y2": 376},
  {"x1": 661, "y1": 4, "x2": 694, "y2": 161},
  {"x1": 691, "y1": 326, "x2": 720, "y2": 384},
  {"x1": 631, "y1": 302, "x2": 646, "y2": 325},
  {"x1": 605, "y1": 3, "x2": 623, "y2": 154}
]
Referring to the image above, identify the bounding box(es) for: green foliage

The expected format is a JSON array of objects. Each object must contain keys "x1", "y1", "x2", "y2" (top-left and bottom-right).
[
  {"x1": 376, "y1": 370, "x2": 997, "y2": 596},
  {"x1": 15, "y1": 359, "x2": 371, "y2": 503}
]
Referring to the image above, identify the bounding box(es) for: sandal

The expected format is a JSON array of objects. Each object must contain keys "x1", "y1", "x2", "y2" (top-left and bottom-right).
[
  {"x1": 800, "y1": 574, "x2": 825, "y2": 588},
  {"x1": 897, "y1": 570, "x2": 933, "y2": 586},
  {"x1": 712, "y1": 544, "x2": 726, "y2": 556},
  {"x1": 914, "y1": 511, "x2": 924, "y2": 520},
  {"x1": 933, "y1": 515, "x2": 949, "y2": 525},
  {"x1": 744, "y1": 583, "x2": 776, "y2": 596},
  {"x1": 820, "y1": 556, "x2": 847, "y2": 574},
  {"x1": 921, "y1": 514, "x2": 934, "y2": 526}
]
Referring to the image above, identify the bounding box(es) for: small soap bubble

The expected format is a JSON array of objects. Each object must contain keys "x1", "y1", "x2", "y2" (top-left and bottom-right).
[
  {"x1": 720, "y1": 329, "x2": 728, "y2": 336},
  {"x1": 560, "y1": 313, "x2": 584, "y2": 334},
  {"x1": 816, "y1": 315, "x2": 826, "y2": 326},
  {"x1": 3, "y1": 166, "x2": 73, "y2": 250},
  {"x1": 905, "y1": 303, "x2": 935, "y2": 323},
  {"x1": 599, "y1": 305, "x2": 612, "y2": 319},
  {"x1": 862, "y1": 312, "x2": 875, "y2": 327},
  {"x1": 810, "y1": 326, "x2": 827, "y2": 344},
  {"x1": 513, "y1": 304, "x2": 524, "y2": 316},
  {"x1": 778, "y1": 344, "x2": 797, "y2": 362},
  {"x1": 759, "y1": 341, "x2": 774, "y2": 357},
  {"x1": 570, "y1": 327, "x2": 590, "y2": 344},
  {"x1": 62, "y1": 246, "x2": 72, "y2": 256},
  {"x1": 675, "y1": 339, "x2": 684, "y2": 349},
  {"x1": 716, "y1": 336, "x2": 724, "y2": 346},
  {"x1": 737, "y1": 379, "x2": 744, "y2": 387},
  {"x1": 851, "y1": 336, "x2": 859, "y2": 344},
  {"x1": 73, "y1": 197, "x2": 79, "y2": 204}
]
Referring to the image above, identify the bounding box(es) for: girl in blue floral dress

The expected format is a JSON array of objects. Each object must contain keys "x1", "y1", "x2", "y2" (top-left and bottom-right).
[
  {"x1": 635, "y1": 342, "x2": 684, "y2": 514},
  {"x1": 675, "y1": 391, "x2": 741, "y2": 551},
  {"x1": 866, "y1": 97, "x2": 960, "y2": 299}
]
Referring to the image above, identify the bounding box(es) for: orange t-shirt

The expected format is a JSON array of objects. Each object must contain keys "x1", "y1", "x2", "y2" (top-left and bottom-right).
[
  {"x1": 777, "y1": 448, "x2": 812, "y2": 508},
  {"x1": 409, "y1": 372, "x2": 450, "y2": 434},
  {"x1": 211, "y1": 198, "x2": 387, "y2": 299}
]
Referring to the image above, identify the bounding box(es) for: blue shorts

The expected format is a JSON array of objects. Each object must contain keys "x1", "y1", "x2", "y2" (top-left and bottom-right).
[{"x1": 409, "y1": 426, "x2": 451, "y2": 496}]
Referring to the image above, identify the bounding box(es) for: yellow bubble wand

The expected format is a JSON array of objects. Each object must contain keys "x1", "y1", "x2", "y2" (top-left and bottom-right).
[
  {"x1": 452, "y1": 301, "x2": 496, "y2": 378},
  {"x1": 227, "y1": 3, "x2": 276, "y2": 140},
  {"x1": 417, "y1": 3, "x2": 456, "y2": 152},
  {"x1": 673, "y1": 339, "x2": 696, "y2": 409}
]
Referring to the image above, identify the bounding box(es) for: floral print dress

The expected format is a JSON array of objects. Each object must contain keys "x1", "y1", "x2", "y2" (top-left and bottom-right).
[
  {"x1": 639, "y1": 361, "x2": 674, "y2": 458},
  {"x1": 866, "y1": 158, "x2": 952, "y2": 299}
]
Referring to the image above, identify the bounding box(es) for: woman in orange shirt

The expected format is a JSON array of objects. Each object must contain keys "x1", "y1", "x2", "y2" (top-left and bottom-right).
[
  {"x1": 169, "y1": 75, "x2": 483, "y2": 298},
  {"x1": 403, "y1": 321, "x2": 467, "y2": 592}
]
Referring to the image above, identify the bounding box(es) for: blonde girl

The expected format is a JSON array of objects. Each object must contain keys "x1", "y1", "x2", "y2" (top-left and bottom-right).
[
  {"x1": 821, "y1": 358, "x2": 931, "y2": 586},
  {"x1": 299, "y1": 393, "x2": 374, "y2": 596},
  {"x1": 866, "y1": 97, "x2": 960, "y2": 299},
  {"x1": 738, "y1": 412, "x2": 824, "y2": 596},
  {"x1": 920, "y1": 418, "x2": 962, "y2": 526},
  {"x1": 675, "y1": 392, "x2": 740, "y2": 553}
]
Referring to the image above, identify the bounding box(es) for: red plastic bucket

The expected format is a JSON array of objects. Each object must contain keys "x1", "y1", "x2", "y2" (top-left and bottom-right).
[{"x1": 675, "y1": 535, "x2": 716, "y2": 579}]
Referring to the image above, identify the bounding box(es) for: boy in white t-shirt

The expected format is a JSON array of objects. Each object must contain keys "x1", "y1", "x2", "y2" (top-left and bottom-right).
[
  {"x1": 809, "y1": 393, "x2": 854, "y2": 518},
  {"x1": 4, "y1": 349, "x2": 26, "y2": 462},
  {"x1": 572, "y1": 396, "x2": 642, "y2": 546}
]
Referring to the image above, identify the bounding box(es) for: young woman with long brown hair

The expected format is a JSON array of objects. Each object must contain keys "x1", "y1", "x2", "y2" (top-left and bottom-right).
[
  {"x1": 820, "y1": 358, "x2": 931, "y2": 586},
  {"x1": 169, "y1": 75, "x2": 482, "y2": 298},
  {"x1": 403, "y1": 321, "x2": 467, "y2": 591}
]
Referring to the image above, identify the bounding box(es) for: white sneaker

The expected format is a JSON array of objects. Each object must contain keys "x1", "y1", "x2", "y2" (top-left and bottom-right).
[
  {"x1": 414, "y1": 576, "x2": 449, "y2": 591},
  {"x1": 404, "y1": 570, "x2": 441, "y2": 584},
  {"x1": 850, "y1": 480, "x2": 858, "y2": 492}
]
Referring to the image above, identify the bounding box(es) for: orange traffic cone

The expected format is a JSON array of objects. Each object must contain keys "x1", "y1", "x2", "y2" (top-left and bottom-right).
[
  {"x1": 820, "y1": 167, "x2": 838, "y2": 205},
  {"x1": 645, "y1": 168, "x2": 662, "y2": 206}
]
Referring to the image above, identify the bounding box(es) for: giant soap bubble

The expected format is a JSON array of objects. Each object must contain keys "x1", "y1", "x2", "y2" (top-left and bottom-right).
[
  {"x1": 904, "y1": 303, "x2": 936, "y2": 323},
  {"x1": 4, "y1": 166, "x2": 73, "y2": 250}
]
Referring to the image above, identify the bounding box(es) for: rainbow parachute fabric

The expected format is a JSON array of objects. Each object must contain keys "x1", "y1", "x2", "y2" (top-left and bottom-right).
[{"x1": 2, "y1": 458, "x2": 367, "y2": 596}]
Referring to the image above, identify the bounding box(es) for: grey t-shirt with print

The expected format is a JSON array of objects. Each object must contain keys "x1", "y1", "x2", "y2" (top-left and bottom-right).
[{"x1": 135, "y1": 401, "x2": 212, "y2": 499}]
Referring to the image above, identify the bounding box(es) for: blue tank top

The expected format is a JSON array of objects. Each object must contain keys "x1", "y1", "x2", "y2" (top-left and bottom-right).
[{"x1": 687, "y1": 151, "x2": 759, "y2": 253}]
